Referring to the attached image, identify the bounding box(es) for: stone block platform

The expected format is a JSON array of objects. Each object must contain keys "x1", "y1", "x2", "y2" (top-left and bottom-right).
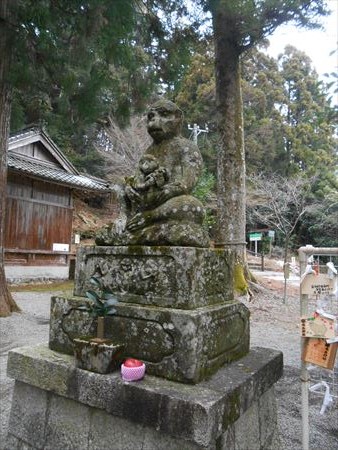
[
  {"x1": 74, "y1": 246, "x2": 235, "y2": 309},
  {"x1": 6, "y1": 345, "x2": 283, "y2": 450},
  {"x1": 49, "y1": 296, "x2": 249, "y2": 383}
]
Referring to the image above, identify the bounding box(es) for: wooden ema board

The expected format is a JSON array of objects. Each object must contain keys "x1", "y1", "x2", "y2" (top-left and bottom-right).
[
  {"x1": 301, "y1": 273, "x2": 336, "y2": 296},
  {"x1": 302, "y1": 338, "x2": 338, "y2": 369},
  {"x1": 300, "y1": 313, "x2": 336, "y2": 339}
]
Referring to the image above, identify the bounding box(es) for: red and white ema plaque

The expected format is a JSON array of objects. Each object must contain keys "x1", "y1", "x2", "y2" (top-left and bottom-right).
[{"x1": 300, "y1": 310, "x2": 336, "y2": 339}]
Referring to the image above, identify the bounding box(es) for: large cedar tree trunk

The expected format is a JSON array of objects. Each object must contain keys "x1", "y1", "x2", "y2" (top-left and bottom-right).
[
  {"x1": 212, "y1": 9, "x2": 247, "y2": 255},
  {"x1": 0, "y1": 0, "x2": 20, "y2": 316}
]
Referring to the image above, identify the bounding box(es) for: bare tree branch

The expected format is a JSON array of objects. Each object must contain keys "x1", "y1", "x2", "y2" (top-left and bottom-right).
[
  {"x1": 95, "y1": 114, "x2": 151, "y2": 181},
  {"x1": 247, "y1": 173, "x2": 314, "y2": 248}
]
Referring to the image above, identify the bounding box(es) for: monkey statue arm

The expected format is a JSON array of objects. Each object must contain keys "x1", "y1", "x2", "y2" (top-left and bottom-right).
[{"x1": 150, "y1": 181, "x2": 187, "y2": 205}]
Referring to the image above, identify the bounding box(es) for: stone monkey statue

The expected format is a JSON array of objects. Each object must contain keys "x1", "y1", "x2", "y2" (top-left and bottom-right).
[{"x1": 96, "y1": 99, "x2": 209, "y2": 247}]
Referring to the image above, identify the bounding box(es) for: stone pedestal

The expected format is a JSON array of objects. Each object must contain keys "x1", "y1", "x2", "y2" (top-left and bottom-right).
[
  {"x1": 74, "y1": 246, "x2": 235, "y2": 309},
  {"x1": 50, "y1": 245, "x2": 249, "y2": 383},
  {"x1": 6, "y1": 345, "x2": 283, "y2": 450},
  {"x1": 6, "y1": 244, "x2": 284, "y2": 449},
  {"x1": 50, "y1": 296, "x2": 249, "y2": 383}
]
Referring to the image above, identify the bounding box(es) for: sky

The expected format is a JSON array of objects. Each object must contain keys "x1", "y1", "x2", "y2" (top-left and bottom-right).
[{"x1": 264, "y1": 0, "x2": 338, "y2": 97}]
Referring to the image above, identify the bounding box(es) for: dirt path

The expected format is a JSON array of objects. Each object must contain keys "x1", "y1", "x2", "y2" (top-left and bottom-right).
[{"x1": 244, "y1": 273, "x2": 301, "y2": 366}]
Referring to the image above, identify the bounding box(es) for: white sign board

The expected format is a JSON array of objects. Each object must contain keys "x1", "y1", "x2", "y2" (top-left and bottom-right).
[
  {"x1": 249, "y1": 232, "x2": 262, "y2": 241},
  {"x1": 268, "y1": 230, "x2": 275, "y2": 240},
  {"x1": 53, "y1": 243, "x2": 69, "y2": 252},
  {"x1": 300, "y1": 273, "x2": 335, "y2": 296}
]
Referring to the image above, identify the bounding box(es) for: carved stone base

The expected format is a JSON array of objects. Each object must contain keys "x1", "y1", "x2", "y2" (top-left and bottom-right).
[
  {"x1": 49, "y1": 296, "x2": 249, "y2": 383},
  {"x1": 74, "y1": 246, "x2": 235, "y2": 309},
  {"x1": 51, "y1": 245, "x2": 250, "y2": 383}
]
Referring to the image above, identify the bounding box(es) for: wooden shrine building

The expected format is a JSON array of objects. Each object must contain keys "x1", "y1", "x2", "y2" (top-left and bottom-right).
[{"x1": 5, "y1": 128, "x2": 110, "y2": 281}]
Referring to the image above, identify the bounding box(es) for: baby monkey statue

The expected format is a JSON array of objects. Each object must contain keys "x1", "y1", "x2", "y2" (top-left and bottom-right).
[
  {"x1": 125, "y1": 154, "x2": 169, "y2": 212},
  {"x1": 96, "y1": 99, "x2": 210, "y2": 247}
]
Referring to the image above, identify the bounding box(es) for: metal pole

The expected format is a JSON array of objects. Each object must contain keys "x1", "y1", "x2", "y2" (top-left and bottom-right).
[
  {"x1": 299, "y1": 247, "x2": 310, "y2": 450},
  {"x1": 192, "y1": 124, "x2": 198, "y2": 144},
  {"x1": 298, "y1": 245, "x2": 338, "y2": 257},
  {"x1": 298, "y1": 245, "x2": 338, "y2": 450},
  {"x1": 188, "y1": 123, "x2": 209, "y2": 145}
]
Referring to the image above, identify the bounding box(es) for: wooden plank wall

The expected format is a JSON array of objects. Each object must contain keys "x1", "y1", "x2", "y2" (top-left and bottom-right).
[{"x1": 5, "y1": 173, "x2": 73, "y2": 265}]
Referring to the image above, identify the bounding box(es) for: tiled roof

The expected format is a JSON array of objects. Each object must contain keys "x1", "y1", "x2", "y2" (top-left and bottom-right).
[
  {"x1": 9, "y1": 127, "x2": 43, "y2": 144},
  {"x1": 8, "y1": 153, "x2": 110, "y2": 193},
  {"x1": 9, "y1": 127, "x2": 79, "y2": 174}
]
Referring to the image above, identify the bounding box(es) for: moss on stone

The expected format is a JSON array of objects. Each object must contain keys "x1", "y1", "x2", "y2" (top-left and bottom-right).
[
  {"x1": 234, "y1": 263, "x2": 248, "y2": 295},
  {"x1": 226, "y1": 389, "x2": 241, "y2": 425}
]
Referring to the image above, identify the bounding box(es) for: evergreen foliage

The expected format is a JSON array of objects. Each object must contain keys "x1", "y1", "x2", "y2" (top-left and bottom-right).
[
  {"x1": 174, "y1": 41, "x2": 337, "y2": 248},
  {"x1": 8, "y1": 1, "x2": 206, "y2": 175},
  {"x1": 9, "y1": 1, "x2": 153, "y2": 173},
  {"x1": 81, "y1": 276, "x2": 118, "y2": 319},
  {"x1": 6, "y1": 0, "x2": 336, "y2": 243}
]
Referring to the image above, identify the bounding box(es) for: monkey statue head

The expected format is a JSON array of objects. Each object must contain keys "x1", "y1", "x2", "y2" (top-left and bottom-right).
[{"x1": 146, "y1": 99, "x2": 183, "y2": 143}]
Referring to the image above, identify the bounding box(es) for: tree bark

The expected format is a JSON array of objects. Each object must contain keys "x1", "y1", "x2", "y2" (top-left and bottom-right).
[
  {"x1": 212, "y1": 7, "x2": 247, "y2": 260},
  {"x1": 0, "y1": 0, "x2": 20, "y2": 316}
]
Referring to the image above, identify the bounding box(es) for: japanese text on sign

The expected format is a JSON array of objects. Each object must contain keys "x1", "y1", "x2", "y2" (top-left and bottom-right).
[{"x1": 301, "y1": 273, "x2": 335, "y2": 296}]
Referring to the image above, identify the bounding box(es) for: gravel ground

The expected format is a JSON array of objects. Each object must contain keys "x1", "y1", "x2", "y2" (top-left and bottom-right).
[
  {"x1": 0, "y1": 291, "x2": 54, "y2": 449},
  {"x1": 0, "y1": 278, "x2": 337, "y2": 450}
]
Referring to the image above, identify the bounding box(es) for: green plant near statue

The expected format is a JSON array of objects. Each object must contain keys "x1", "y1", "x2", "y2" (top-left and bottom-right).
[{"x1": 73, "y1": 276, "x2": 124, "y2": 374}]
